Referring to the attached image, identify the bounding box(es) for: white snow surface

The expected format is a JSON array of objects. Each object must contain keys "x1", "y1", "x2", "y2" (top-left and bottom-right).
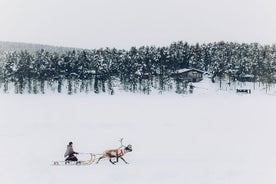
[{"x1": 0, "y1": 92, "x2": 276, "y2": 184}]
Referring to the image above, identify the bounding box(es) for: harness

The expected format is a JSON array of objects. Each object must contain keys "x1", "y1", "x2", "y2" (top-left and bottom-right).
[
  {"x1": 109, "y1": 149, "x2": 125, "y2": 157},
  {"x1": 118, "y1": 149, "x2": 125, "y2": 157}
]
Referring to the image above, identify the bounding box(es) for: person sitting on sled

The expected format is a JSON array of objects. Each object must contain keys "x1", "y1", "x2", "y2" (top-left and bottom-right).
[{"x1": 64, "y1": 142, "x2": 79, "y2": 161}]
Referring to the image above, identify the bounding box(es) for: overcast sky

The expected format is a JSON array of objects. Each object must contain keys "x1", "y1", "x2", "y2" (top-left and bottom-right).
[{"x1": 0, "y1": 0, "x2": 276, "y2": 49}]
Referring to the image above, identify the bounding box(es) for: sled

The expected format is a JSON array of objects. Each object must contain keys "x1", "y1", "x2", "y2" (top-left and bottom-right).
[{"x1": 51, "y1": 153, "x2": 96, "y2": 166}]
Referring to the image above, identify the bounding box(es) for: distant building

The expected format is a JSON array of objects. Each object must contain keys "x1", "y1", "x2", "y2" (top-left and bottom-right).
[
  {"x1": 173, "y1": 68, "x2": 205, "y2": 82},
  {"x1": 135, "y1": 71, "x2": 150, "y2": 79},
  {"x1": 237, "y1": 74, "x2": 255, "y2": 82}
]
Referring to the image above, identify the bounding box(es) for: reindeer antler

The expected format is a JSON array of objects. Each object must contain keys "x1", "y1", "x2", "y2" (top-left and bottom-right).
[{"x1": 119, "y1": 138, "x2": 125, "y2": 148}]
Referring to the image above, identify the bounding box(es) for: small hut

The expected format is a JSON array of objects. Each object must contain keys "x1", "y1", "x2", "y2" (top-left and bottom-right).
[{"x1": 174, "y1": 68, "x2": 205, "y2": 82}]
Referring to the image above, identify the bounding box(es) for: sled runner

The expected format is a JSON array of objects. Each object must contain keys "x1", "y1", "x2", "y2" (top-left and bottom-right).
[{"x1": 51, "y1": 153, "x2": 96, "y2": 166}]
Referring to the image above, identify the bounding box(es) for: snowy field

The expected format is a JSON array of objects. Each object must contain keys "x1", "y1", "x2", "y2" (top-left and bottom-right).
[{"x1": 0, "y1": 93, "x2": 276, "y2": 184}]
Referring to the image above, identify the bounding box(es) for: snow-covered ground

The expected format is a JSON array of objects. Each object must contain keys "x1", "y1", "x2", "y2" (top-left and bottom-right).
[{"x1": 0, "y1": 93, "x2": 276, "y2": 184}]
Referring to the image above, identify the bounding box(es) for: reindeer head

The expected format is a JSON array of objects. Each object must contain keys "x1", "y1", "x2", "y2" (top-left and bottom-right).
[{"x1": 125, "y1": 144, "x2": 132, "y2": 152}]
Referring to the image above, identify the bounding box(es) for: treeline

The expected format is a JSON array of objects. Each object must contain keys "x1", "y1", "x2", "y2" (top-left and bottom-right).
[{"x1": 0, "y1": 41, "x2": 275, "y2": 94}]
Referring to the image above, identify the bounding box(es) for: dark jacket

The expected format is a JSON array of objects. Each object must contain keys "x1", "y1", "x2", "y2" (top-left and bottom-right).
[{"x1": 64, "y1": 145, "x2": 77, "y2": 157}]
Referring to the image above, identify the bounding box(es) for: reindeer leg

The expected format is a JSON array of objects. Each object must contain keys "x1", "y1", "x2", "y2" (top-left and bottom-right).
[
  {"x1": 115, "y1": 157, "x2": 119, "y2": 163},
  {"x1": 120, "y1": 157, "x2": 129, "y2": 164},
  {"x1": 109, "y1": 158, "x2": 116, "y2": 165}
]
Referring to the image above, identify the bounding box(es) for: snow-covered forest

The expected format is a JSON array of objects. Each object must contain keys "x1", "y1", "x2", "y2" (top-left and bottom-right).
[{"x1": 0, "y1": 41, "x2": 275, "y2": 94}]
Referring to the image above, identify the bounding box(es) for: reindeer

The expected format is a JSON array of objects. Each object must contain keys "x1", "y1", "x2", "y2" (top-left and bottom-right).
[{"x1": 96, "y1": 139, "x2": 133, "y2": 165}]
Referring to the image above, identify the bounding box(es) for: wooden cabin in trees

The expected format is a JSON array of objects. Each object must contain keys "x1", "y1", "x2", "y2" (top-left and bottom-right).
[{"x1": 174, "y1": 68, "x2": 205, "y2": 82}]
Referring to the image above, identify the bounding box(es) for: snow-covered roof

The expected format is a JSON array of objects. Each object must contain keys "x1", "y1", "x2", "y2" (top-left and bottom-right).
[
  {"x1": 243, "y1": 74, "x2": 254, "y2": 78},
  {"x1": 84, "y1": 70, "x2": 96, "y2": 74},
  {"x1": 135, "y1": 71, "x2": 150, "y2": 76},
  {"x1": 176, "y1": 68, "x2": 205, "y2": 74}
]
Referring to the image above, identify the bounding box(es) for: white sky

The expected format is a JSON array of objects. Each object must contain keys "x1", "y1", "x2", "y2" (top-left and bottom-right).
[{"x1": 0, "y1": 0, "x2": 276, "y2": 49}]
